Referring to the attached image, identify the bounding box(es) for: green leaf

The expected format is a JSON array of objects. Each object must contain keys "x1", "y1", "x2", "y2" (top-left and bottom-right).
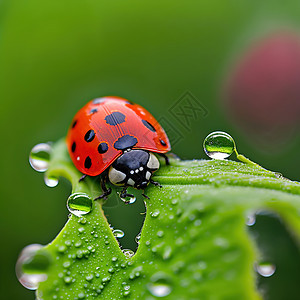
[{"x1": 33, "y1": 139, "x2": 300, "y2": 299}]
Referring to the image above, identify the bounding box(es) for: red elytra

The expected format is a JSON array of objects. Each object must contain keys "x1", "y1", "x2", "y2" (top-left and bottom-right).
[{"x1": 66, "y1": 96, "x2": 171, "y2": 176}]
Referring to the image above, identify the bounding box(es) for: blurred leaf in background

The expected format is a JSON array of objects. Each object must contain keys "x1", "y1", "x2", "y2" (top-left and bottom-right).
[{"x1": 1, "y1": 0, "x2": 300, "y2": 299}]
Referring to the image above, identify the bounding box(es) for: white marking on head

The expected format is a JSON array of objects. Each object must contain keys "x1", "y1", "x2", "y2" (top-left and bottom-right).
[
  {"x1": 135, "y1": 169, "x2": 139, "y2": 173},
  {"x1": 139, "y1": 167, "x2": 143, "y2": 171},
  {"x1": 130, "y1": 170, "x2": 134, "y2": 174},
  {"x1": 146, "y1": 171, "x2": 151, "y2": 180},
  {"x1": 127, "y1": 178, "x2": 135, "y2": 186},
  {"x1": 108, "y1": 167, "x2": 126, "y2": 185},
  {"x1": 147, "y1": 153, "x2": 160, "y2": 170}
]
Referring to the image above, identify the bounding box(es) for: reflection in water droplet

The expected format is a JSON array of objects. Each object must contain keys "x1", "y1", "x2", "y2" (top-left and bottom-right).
[
  {"x1": 246, "y1": 213, "x2": 256, "y2": 226},
  {"x1": 122, "y1": 249, "x2": 135, "y2": 258},
  {"x1": 67, "y1": 193, "x2": 93, "y2": 217},
  {"x1": 255, "y1": 262, "x2": 276, "y2": 277},
  {"x1": 16, "y1": 244, "x2": 51, "y2": 290},
  {"x1": 44, "y1": 175, "x2": 59, "y2": 188},
  {"x1": 135, "y1": 232, "x2": 141, "y2": 244},
  {"x1": 119, "y1": 193, "x2": 136, "y2": 204},
  {"x1": 203, "y1": 131, "x2": 235, "y2": 160},
  {"x1": 147, "y1": 272, "x2": 172, "y2": 297},
  {"x1": 113, "y1": 229, "x2": 125, "y2": 238},
  {"x1": 29, "y1": 143, "x2": 51, "y2": 172}
]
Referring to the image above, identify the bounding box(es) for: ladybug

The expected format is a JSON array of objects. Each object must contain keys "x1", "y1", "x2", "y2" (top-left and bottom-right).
[{"x1": 66, "y1": 96, "x2": 171, "y2": 200}]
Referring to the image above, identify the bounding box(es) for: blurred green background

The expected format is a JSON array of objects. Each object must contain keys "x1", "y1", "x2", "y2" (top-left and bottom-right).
[{"x1": 1, "y1": 1, "x2": 300, "y2": 299}]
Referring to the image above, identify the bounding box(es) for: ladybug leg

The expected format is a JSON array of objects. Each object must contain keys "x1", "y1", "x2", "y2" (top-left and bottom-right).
[
  {"x1": 95, "y1": 176, "x2": 112, "y2": 200},
  {"x1": 150, "y1": 179, "x2": 162, "y2": 188},
  {"x1": 142, "y1": 193, "x2": 150, "y2": 199},
  {"x1": 120, "y1": 188, "x2": 135, "y2": 204},
  {"x1": 159, "y1": 153, "x2": 170, "y2": 165},
  {"x1": 79, "y1": 174, "x2": 87, "y2": 182}
]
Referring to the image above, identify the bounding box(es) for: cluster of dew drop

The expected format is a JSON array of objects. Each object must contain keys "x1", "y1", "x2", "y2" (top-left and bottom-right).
[
  {"x1": 203, "y1": 132, "x2": 277, "y2": 278},
  {"x1": 29, "y1": 143, "x2": 59, "y2": 187},
  {"x1": 17, "y1": 134, "x2": 279, "y2": 295},
  {"x1": 29, "y1": 143, "x2": 138, "y2": 212}
]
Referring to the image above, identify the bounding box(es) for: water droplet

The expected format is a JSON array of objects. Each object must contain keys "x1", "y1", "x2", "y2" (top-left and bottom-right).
[
  {"x1": 57, "y1": 245, "x2": 67, "y2": 253},
  {"x1": 214, "y1": 237, "x2": 229, "y2": 248},
  {"x1": 147, "y1": 272, "x2": 172, "y2": 297},
  {"x1": 78, "y1": 227, "x2": 85, "y2": 234},
  {"x1": 151, "y1": 209, "x2": 160, "y2": 218},
  {"x1": 85, "y1": 274, "x2": 94, "y2": 281},
  {"x1": 274, "y1": 172, "x2": 283, "y2": 179},
  {"x1": 79, "y1": 217, "x2": 87, "y2": 224},
  {"x1": 246, "y1": 213, "x2": 256, "y2": 226},
  {"x1": 63, "y1": 260, "x2": 71, "y2": 268},
  {"x1": 64, "y1": 276, "x2": 72, "y2": 284},
  {"x1": 122, "y1": 249, "x2": 135, "y2": 258},
  {"x1": 113, "y1": 229, "x2": 125, "y2": 238},
  {"x1": 16, "y1": 244, "x2": 51, "y2": 290},
  {"x1": 157, "y1": 230, "x2": 164, "y2": 238},
  {"x1": 255, "y1": 262, "x2": 276, "y2": 277},
  {"x1": 67, "y1": 193, "x2": 93, "y2": 217},
  {"x1": 29, "y1": 143, "x2": 51, "y2": 172},
  {"x1": 44, "y1": 175, "x2": 59, "y2": 188},
  {"x1": 194, "y1": 219, "x2": 202, "y2": 226},
  {"x1": 119, "y1": 193, "x2": 136, "y2": 204},
  {"x1": 78, "y1": 292, "x2": 86, "y2": 299},
  {"x1": 171, "y1": 199, "x2": 178, "y2": 205},
  {"x1": 163, "y1": 246, "x2": 172, "y2": 260},
  {"x1": 203, "y1": 131, "x2": 235, "y2": 160},
  {"x1": 135, "y1": 232, "x2": 141, "y2": 244}
]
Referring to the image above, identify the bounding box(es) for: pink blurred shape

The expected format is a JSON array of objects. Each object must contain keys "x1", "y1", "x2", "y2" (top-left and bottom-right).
[{"x1": 224, "y1": 30, "x2": 300, "y2": 145}]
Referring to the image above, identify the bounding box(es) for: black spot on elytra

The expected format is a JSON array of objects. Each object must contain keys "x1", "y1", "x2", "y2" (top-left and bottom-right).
[
  {"x1": 98, "y1": 142, "x2": 108, "y2": 154},
  {"x1": 93, "y1": 98, "x2": 106, "y2": 104},
  {"x1": 105, "y1": 112, "x2": 126, "y2": 126},
  {"x1": 160, "y1": 139, "x2": 167, "y2": 146},
  {"x1": 89, "y1": 108, "x2": 98, "y2": 114},
  {"x1": 114, "y1": 135, "x2": 138, "y2": 150},
  {"x1": 72, "y1": 120, "x2": 77, "y2": 128},
  {"x1": 84, "y1": 156, "x2": 92, "y2": 169},
  {"x1": 84, "y1": 130, "x2": 95, "y2": 143},
  {"x1": 142, "y1": 119, "x2": 156, "y2": 132},
  {"x1": 71, "y1": 142, "x2": 76, "y2": 152}
]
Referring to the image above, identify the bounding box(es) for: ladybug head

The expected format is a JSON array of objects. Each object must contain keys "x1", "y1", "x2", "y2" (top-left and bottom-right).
[{"x1": 108, "y1": 149, "x2": 159, "y2": 189}]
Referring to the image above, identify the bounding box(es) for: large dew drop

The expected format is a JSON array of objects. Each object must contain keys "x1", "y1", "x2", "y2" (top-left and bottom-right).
[
  {"x1": 203, "y1": 131, "x2": 235, "y2": 160},
  {"x1": 113, "y1": 229, "x2": 125, "y2": 238},
  {"x1": 147, "y1": 272, "x2": 173, "y2": 297},
  {"x1": 255, "y1": 262, "x2": 276, "y2": 277},
  {"x1": 16, "y1": 244, "x2": 51, "y2": 290},
  {"x1": 67, "y1": 193, "x2": 93, "y2": 217},
  {"x1": 246, "y1": 212, "x2": 256, "y2": 226},
  {"x1": 44, "y1": 175, "x2": 59, "y2": 188},
  {"x1": 29, "y1": 143, "x2": 51, "y2": 172}
]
